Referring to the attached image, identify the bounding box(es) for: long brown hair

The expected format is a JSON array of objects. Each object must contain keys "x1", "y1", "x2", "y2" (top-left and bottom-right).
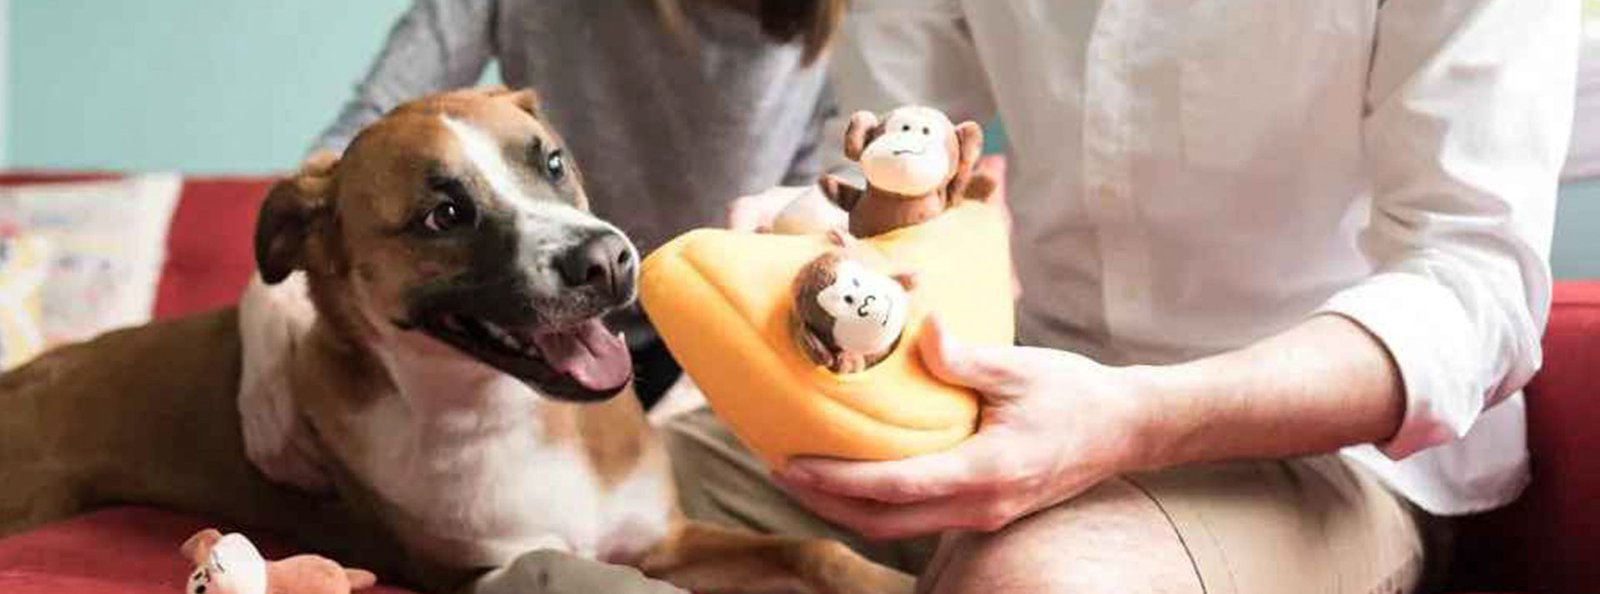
[{"x1": 650, "y1": 0, "x2": 847, "y2": 66}]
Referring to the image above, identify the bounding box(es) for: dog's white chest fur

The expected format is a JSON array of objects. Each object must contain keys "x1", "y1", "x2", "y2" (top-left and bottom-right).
[
  {"x1": 237, "y1": 278, "x2": 673, "y2": 571},
  {"x1": 348, "y1": 353, "x2": 672, "y2": 568}
]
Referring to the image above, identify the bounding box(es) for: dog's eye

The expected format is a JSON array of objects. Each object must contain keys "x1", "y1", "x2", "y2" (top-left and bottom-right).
[
  {"x1": 901, "y1": 124, "x2": 911, "y2": 132},
  {"x1": 921, "y1": 126, "x2": 930, "y2": 135},
  {"x1": 545, "y1": 150, "x2": 566, "y2": 182},
  {"x1": 844, "y1": 296, "x2": 855, "y2": 305},
  {"x1": 423, "y1": 200, "x2": 475, "y2": 233}
]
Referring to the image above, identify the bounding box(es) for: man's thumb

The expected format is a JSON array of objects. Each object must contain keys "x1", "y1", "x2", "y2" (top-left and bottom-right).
[{"x1": 917, "y1": 316, "x2": 1022, "y2": 397}]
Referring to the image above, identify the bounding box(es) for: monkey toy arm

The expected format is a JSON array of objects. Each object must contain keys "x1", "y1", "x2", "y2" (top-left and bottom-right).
[
  {"x1": 818, "y1": 174, "x2": 865, "y2": 213},
  {"x1": 791, "y1": 313, "x2": 839, "y2": 370},
  {"x1": 833, "y1": 353, "x2": 869, "y2": 375}
]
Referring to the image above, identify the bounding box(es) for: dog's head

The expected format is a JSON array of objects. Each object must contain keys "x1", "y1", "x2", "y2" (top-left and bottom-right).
[{"x1": 254, "y1": 87, "x2": 637, "y2": 402}]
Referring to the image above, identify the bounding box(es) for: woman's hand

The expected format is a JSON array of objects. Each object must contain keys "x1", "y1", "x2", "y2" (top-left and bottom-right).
[
  {"x1": 727, "y1": 185, "x2": 814, "y2": 232},
  {"x1": 728, "y1": 184, "x2": 849, "y2": 234},
  {"x1": 772, "y1": 317, "x2": 1156, "y2": 540}
]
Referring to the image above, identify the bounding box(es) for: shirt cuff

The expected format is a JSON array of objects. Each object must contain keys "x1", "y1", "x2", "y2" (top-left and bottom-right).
[{"x1": 1316, "y1": 272, "x2": 1484, "y2": 460}]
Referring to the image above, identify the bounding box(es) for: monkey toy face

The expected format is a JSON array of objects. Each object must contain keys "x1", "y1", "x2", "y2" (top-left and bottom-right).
[
  {"x1": 859, "y1": 107, "x2": 959, "y2": 197},
  {"x1": 186, "y1": 533, "x2": 268, "y2": 594},
  {"x1": 814, "y1": 259, "x2": 910, "y2": 357}
]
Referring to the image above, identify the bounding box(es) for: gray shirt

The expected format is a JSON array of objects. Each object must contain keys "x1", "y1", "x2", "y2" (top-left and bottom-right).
[{"x1": 316, "y1": 0, "x2": 833, "y2": 255}]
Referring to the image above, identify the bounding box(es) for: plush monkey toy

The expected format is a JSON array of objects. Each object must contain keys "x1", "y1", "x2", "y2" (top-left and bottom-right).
[
  {"x1": 181, "y1": 529, "x2": 377, "y2": 594},
  {"x1": 791, "y1": 230, "x2": 917, "y2": 373},
  {"x1": 819, "y1": 106, "x2": 990, "y2": 238}
]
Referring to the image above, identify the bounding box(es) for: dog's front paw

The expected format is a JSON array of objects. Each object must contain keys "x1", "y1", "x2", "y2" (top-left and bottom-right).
[{"x1": 798, "y1": 540, "x2": 915, "y2": 594}]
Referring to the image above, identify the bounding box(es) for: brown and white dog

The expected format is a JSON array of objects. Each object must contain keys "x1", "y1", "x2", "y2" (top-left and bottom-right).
[{"x1": 0, "y1": 88, "x2": 911, "y2": 594}]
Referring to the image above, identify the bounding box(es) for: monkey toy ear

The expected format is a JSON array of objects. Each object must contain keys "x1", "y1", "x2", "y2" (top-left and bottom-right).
[
  {"x1": 493, "y1": 87, "x2": 546, "y2": 120},
  {"x1": 892, "y1": 270, "x2": 919, "y2": 291},
  {"x1": 946, "y1": 121, "x2": 985, "y2": 201},
  {"x1": 843, "y1": 111, "x2": 885, "y2": 162}
]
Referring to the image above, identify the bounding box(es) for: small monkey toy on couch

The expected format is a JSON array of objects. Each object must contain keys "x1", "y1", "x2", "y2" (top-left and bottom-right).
[{"x1": 640, "y1": 104, "x2": 1011, "y2": 469}]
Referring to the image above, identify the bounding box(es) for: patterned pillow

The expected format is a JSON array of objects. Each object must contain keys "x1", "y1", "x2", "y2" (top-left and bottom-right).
[
  {"x1": 0, "y1": 233, "x2": 51, "y2": 370},
  {"x1": 0, "y1": 173, "x2": 181, "y2": 346}
]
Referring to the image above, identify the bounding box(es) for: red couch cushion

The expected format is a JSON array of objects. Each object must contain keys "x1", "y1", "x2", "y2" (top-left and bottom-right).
[
  {"x1": 1448, "y1": 281, "x2": 1600, "y2": 593},
  {"x1": 0, "y1": 507, "x2": 415, "y2": 594},
  {"x1": 153, "y1": 177, "x2": 273, "y2": 320}
]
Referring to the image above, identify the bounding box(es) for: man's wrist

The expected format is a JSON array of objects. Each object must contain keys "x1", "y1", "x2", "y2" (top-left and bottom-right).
[
  {"x1": 1109, "y1": 362, "x2": 1202, "y2": 474},
  {"x1": 1103, "y1": 315, "x2": 1410, "y2": 473}
]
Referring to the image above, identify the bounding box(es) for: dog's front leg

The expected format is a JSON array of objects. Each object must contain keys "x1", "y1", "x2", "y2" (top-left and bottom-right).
[
  {"x1": 638, "y1": 521, "x2": 915, "y2": 594},
  {"x1": 467, "y1": 550, "x2": 687, "y2": 594}
]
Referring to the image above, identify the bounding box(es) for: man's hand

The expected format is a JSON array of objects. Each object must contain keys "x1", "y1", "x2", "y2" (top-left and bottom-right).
[
  {"x1": 773, "y1": 318, "x2": 1154, "y2": 540},
  {"x1": 774, "y1": 313, "x2": 1407, "y2": 541}
]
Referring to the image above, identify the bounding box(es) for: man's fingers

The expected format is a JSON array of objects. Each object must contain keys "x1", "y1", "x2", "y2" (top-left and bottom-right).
[
  {"x1": 776, "y1": 433, "x2": 1005, "y2": 504},
  {"x1": 727, "y1": 197, "x2": 767, "y2": 231},
  {"x1": 919, "y1": 316, "x2": 1026, "y2": 397},
  {"x1": 780, "y1": 482, "x2": 1023, "y2": 540}
]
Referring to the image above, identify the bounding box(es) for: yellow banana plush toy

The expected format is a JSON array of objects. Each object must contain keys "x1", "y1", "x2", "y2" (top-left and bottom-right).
[{"x1": 639, "y1": 107, "x2": 1012, "y2": 468}]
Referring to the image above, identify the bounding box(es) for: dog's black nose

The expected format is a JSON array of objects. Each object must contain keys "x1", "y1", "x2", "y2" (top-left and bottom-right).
[{"x1": 556, "y1": 231, "x2": 636, "y2": 298}]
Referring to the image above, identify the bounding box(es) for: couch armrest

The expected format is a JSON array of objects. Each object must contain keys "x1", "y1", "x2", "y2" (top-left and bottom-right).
[{"x1": 1448, "y1": 281, "x2": 1600, "y2": 593}]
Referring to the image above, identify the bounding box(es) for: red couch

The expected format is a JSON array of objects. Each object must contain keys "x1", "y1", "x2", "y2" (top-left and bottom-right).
[{"x1": 0, "y1": 174, "x2": 1593, "y2": 593}]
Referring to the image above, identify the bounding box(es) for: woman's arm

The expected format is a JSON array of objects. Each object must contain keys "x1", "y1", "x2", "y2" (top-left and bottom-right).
[{"x1": 312, "y1": 0, "x2": 496, "y2": 154}]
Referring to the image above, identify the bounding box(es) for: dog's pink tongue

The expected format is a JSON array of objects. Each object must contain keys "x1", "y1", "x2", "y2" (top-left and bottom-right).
[{"x1": 533, "y1": 320, "x2": 632, "y2": 391}]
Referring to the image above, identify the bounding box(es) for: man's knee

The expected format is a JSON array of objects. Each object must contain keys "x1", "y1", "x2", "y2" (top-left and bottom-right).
[{"x1": 923, "y1": 479, "x2": 1201, "y2": 594}]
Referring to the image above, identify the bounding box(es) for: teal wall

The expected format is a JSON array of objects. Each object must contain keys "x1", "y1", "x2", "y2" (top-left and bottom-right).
[
  {"x1": 1554, "y1": 180, "x2": 1600, "y2": 279},
  {"x1": 7, "y1": 0, "x2": 411, "y2": 173}
]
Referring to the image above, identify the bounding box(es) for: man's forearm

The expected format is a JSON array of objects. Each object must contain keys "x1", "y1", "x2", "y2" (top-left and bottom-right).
[{"x1": 1124, "y1": 314, "x2": 1406, "y2": 471}]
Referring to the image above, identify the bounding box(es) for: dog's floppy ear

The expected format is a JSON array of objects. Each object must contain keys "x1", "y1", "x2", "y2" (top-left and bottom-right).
[
  {"x1": 843, "y1": 111, "x2": 885, "y2": 162},
  {"x1": 945, "y1": 120, "x2": 985, "y2": 201},
  {"x1": 256, "y1": 151, "x2": 337, "y2": 285},
  {"x1": 494, "y1": 87, "x2": 547, "y2": 120}
]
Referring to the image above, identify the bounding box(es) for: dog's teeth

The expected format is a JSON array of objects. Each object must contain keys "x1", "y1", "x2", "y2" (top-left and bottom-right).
[
  {"x1": 484, "y1": 322, "x2": 509, "y2": 339},
  {"x1": 484, "y1": 322, "x2": 522, "y2": 350}
]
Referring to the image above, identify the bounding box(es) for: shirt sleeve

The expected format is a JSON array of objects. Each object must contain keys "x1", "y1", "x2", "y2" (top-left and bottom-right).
[
  {"x1": 823, "y1": 0, "x2": 998, "y2": 177},
  {"x1": 311, "y1": 0, "x2": 496, "y2": 155},
  {"x1": 1317, "y1": 0, "x2": 1579, "y2": 460}
]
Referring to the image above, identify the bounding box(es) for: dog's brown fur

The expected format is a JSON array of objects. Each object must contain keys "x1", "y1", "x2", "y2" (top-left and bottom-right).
[{"x1": 0, "y1": 88, "x2": 911, "y2": 594}]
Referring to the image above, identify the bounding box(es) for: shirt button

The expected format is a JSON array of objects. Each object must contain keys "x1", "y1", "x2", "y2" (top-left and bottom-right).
[{"x1": 1094, "y1": 185, "x2": 1118, "y2": 209}]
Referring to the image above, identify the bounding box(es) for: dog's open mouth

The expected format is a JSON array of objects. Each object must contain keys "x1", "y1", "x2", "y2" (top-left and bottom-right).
[{"x1": 422, "y1": 313, "x2": 632, "y2": 402}]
